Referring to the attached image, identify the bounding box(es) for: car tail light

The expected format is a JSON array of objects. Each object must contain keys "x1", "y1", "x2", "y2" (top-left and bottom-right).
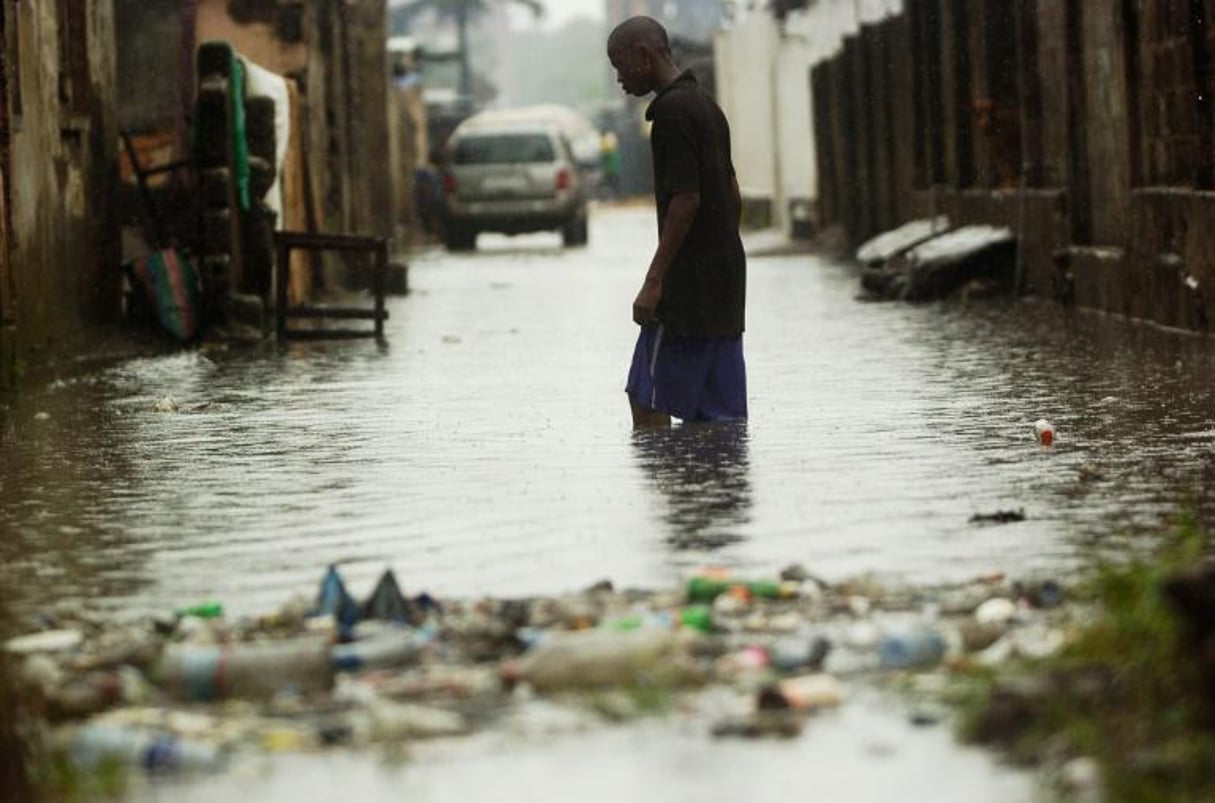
[
  {"x1": 442, "y1": 172, "x2": 458, "y2": 195},
  {"x1": 555, "y1": 168, "x2": 571, "y2": 191}
]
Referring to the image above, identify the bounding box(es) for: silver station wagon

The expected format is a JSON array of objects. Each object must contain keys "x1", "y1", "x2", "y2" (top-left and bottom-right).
[{"x1": 440, "y1": 110, "x2": 591, "y2": 251}]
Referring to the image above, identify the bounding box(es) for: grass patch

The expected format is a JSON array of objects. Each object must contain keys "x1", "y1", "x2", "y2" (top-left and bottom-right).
[
  {"x1": 956, "y1": 509, "x2": 1215, "y2": 801},
  {"x1": 37, "y1": 751, "x2": 130, "y2": 803}
]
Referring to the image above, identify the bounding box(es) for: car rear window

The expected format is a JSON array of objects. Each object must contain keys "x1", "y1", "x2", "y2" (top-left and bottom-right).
[{"x1": 452, "y1": 134, "x2": 555, "y2": 165}]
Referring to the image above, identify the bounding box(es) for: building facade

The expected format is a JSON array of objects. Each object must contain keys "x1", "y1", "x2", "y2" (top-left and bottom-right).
[{"x1": 1, "y1": 0, "x2": 120, "y2": 389}]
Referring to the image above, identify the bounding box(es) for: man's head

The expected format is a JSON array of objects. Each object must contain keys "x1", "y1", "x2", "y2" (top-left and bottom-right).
[{"x1": 607, "y1": 16, "x2": 675, "y2": 97}]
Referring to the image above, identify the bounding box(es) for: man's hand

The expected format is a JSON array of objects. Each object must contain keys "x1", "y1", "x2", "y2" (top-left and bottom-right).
[
  {"x1": 633, "y1": 277, "x2": 662, "y2": 325},
  {"x1": 634, "y1": 191, "x2": 696, "y2": 326}
]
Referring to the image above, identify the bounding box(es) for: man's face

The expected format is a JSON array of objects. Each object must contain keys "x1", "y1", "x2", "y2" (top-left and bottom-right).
[{"x1": 608, "y1": 43, "x2": 653, "y2": 97}]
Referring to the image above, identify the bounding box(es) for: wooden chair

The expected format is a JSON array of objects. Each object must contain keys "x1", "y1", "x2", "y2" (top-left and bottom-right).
[{"x1": 273, "y1": 231, "x2": 388, "y2": 340}]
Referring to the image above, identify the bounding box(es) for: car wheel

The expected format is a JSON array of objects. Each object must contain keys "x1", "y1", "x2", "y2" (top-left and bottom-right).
[
  {"x1": 444, "y1": 226, "x2": 477, "y2": 252},
  {"x1": 561, "y1": 213, "x2": 589, "y2": 248}
]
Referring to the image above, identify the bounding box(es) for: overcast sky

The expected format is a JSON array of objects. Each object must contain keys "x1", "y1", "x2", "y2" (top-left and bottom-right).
[
  {"x1": 512, "y1": 0, "x2": 604, "y2": 31},
  {"x1": 388, "y1": 1, "x2": 604, "y2": 32}
]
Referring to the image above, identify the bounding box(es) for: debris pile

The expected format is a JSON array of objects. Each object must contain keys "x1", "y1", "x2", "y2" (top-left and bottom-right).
[{"x1": 3, "y1": 564, "x2": 1080, "y2": 778}]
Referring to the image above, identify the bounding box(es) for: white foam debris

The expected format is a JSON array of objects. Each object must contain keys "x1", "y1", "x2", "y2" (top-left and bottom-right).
[
  {"x1": 856, "y1": 217, "x2": 951, "y2": 265},
  {"x1": 907, "y1": 224, "x2": 1014, "y2": 266}
]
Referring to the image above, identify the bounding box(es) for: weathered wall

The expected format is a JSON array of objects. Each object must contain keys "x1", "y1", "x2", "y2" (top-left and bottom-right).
[
  {"x1": 811, "y1": 0, "x2": 1215, "y2": 332},
  {"x1": 3, "y1": 0, "x2": 118, "y2": 384},
  {"x1": 1136, "y1": 0, "x2": 1206, "y2": 186},
  {"x1": 0, "y1": 2, "x2": 11, "y2": 390},
  {"x1": 1081, "y1": 0, "x2": 1135, "y2": 244},
  {"x1": 121, "y1": 1, "x2": 408, "y2": 249},
  {"x1": 114, "y1": 0, "x2": 183, "y2": 135},
  {"x1": 196, "y1": 0, "x2": 306, "y2": 76},
  {"x1": 299, "y1": 0, "x2": 396, "y2": 244}
]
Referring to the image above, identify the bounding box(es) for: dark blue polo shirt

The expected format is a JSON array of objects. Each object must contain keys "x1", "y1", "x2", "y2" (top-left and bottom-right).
[{"x1": 646, "y1": 71, "x2": 746, "y2": 338}]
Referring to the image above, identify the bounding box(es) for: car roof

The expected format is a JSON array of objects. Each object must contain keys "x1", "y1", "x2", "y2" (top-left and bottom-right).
[{"x1": 452, "y1": 120, "x2": 564, "y2": 139}]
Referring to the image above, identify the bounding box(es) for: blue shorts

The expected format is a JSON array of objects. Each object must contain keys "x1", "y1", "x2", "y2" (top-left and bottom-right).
[{"x1": 626, "y1": 325, "x2": 747, "y2": 422}]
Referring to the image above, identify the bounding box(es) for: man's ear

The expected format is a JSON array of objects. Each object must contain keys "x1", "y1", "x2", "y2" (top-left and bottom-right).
[{"x1": 637, "y1": 45, "x2": 654, "y2": 74}]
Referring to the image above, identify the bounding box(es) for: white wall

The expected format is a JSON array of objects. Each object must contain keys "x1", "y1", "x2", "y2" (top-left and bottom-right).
[
  {"x1": 774, "y1": 38, "x2": 814, "y2": 216},
  {"x1": 714, "y1": 0, "x2": 904, "y2": 233},
  {"x1": 714, "y1": 13, "x2": 778, "y2": 213}
]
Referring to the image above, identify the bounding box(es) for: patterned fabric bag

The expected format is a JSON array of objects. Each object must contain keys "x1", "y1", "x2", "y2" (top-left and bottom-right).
[{"x1": 125, "y1": 249, "x2": 203, "y2": 341}]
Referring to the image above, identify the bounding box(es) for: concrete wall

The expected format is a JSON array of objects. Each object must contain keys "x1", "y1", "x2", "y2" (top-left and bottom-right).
[
  {"x1": 713, "y1": 0, "x2": 903, "y2": 234},
  {"x1": 714, "y1": 13, "x2": 778, "y2": 225},
  {"x1": 2, "y1": 0, "x2": 118, "y2": 387}
]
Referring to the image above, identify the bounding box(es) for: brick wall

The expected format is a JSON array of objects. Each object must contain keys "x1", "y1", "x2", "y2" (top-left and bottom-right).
[
  {"x1": 807, "y1": 0, "x2": 1215, "y2": 331},
  {"x1": 1136, "y1": 0, "x2": 1211, "y2": 186}
]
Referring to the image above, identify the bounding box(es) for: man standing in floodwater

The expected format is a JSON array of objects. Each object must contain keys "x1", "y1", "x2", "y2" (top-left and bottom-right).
[{"x1": 607, "y1": 16, "x2": 747, "y2": 428}]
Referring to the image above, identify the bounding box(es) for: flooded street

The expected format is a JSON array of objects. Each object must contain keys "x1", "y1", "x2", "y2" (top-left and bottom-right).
[
  {"x1": 4, "y1": 205, "x2": 1215, "y2": 618},
  {"x1": 4, "y1": 204, "x2": 1215, "y2": 800}
]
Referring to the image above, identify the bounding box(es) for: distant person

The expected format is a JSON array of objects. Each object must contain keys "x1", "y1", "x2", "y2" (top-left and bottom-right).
[
  {"x1": 599, "y1": 131, "x2": 621, "y2": 199},
  {"x1": 607, "y1": 16, "x2": 747, "y2": 428}
]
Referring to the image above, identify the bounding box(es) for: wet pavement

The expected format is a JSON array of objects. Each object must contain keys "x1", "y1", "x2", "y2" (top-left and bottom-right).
[{"x1": 5, "y1": 203, "x2": 1215, "y2": 800}]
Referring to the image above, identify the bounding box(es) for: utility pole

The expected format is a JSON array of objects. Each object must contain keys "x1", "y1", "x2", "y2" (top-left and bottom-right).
[{"x1": 457, "y1": 0, "x2": 472, "y2": 101}]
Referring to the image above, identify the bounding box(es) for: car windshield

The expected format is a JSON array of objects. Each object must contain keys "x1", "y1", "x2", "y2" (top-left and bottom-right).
[{"x1": 453, "y1": 134, "x2": 555, "y2": 165}]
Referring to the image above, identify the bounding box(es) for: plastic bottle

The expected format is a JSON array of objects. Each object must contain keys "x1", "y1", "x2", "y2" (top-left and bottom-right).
[
  {"x1": 507, "y1": 628, "x2": 703, "y2": 692},
  {"x1": 679, "y1": 605, "x2": 715, "y2": 633},
  {"x1": 174, "y1": 601, "x2": 224, "y2": 619},
  {"x1": 776, "y1": 673, "x2": 844, "y2": 710},
  {"x1": 331, "y1": 628, "x2": 431, "y2": 672},
  {"x1": 4, "y1": 629, "x2": 84, "y2": 656},
  {"x1": 356, "y1": 700, "x2": 470, "y2": 741},
  {"x1": 599, "y1": 612, "x2": 666, "y2": 632},
  {"x1": 599, "y1": 606, "x2": 714, "y2": 634},
  {"x1": 70, "y1": 723, "x2": 225, "y2": 772},
  {"x1": 155, "y1": 638, "x2": 335, "y2": 701},
  {"x1": 878, "y1": 626, "x2": 946, "y2": 669},
  {"x1": 770, "y1": 634, "x2": 832, "y2": 673},
  {"x1": 686, "y1": 576, "x2": 797, "y2": 604}
]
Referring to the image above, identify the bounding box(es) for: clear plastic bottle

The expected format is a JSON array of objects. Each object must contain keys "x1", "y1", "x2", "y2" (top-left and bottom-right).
[
  {"x1": 878, "y1": 626, "x2": 946, "y2": 669},
  {"x1": 70, "y1": 723, "x2": 225, "y2": 772},
  {"x1": 507, "y1": 628, "x2": 703, "y2": 691},
  {"x1": 155, "y1": 637, "x2": 334, "y2": 701},
  {"x1": 331, "y1": 628, "x2": 432, "y2": 672}
]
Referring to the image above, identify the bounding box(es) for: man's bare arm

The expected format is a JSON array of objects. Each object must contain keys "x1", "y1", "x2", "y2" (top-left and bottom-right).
[{"x1": 634, "y1": 191, "x2": 700, "y2": 324}]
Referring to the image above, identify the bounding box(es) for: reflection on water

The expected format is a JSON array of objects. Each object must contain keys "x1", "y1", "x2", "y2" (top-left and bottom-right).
[{"x1": 632, "y1": 423, "x2": 751, "y2": 550}]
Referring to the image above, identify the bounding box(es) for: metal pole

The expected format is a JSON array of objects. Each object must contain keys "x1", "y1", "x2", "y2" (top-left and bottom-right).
[
  {"x1": 457, "y1": 0, "x2": 472, "y2": 101},
  {"x1": 276, "y1": 239, "x2": 289, "y2": 341}
]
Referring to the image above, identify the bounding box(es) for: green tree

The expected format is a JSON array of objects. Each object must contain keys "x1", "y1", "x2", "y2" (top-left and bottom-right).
[{"x1": 393, "y1": 0, "x2": 544, "y2": 99}]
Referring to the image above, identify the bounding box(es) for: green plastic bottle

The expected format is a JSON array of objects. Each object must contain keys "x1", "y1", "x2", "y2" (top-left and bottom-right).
[
  {"x1": 686, "y1": 577, "x2": 793, "y2": 604},
  {"x1": 679, "y1": 605, "x2": 714, "y2": 633},
  {"x1": 600, "y1": 608, "x2": 714, "y2": 633},
  {"x1": 175, "y1": 601, "x2": 225, "y2": 619}
]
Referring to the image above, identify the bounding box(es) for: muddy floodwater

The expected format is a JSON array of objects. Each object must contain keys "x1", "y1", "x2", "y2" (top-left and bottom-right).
[
  {"x1": 4, "y1": 205, "x2": 1214, "y2": 618},
  {"x1": 3, "y1": 205, "x2": 1215, "y2": 800}
]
